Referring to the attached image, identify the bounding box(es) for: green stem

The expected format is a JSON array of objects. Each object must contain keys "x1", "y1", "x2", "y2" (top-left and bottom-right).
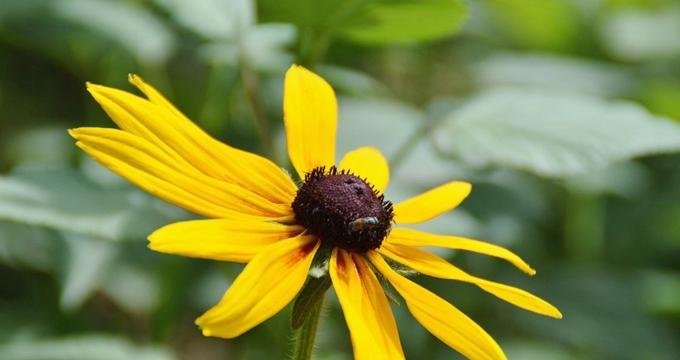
[
  {"x1": 239, "y1": 61, "x2": 279, "y2": 162},
  {"x1": 292, "y1": 295, "x2": 324, "y2": 360}
]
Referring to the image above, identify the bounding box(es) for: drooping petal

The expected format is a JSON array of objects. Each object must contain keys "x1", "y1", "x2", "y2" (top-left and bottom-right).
[
  {"x1": 368, "y1": 252, "x2": 506, "y2": 360},
  {"x1": 148, "y1": 219, "x2": 304, "y2": 263},
  {"x1": 387, "y1": 228, "x2": 536, "y2": 275},
  {"x1": 329, "y1": 249, "x2": 404, "y2": 360},
  {"x1": 339, "y1": 147, "x2": 390, "y2": 193},
  {"x1": 87, "y1": 79, "x2": 297, "y2": 204},
  {"x1": 196, "y1": 235, "x2": 319, "y2": 338},
  {"x1": 70, "y1": 128, "x2": 293, "y2": 221},
  {"x1": 393, "y1": 181, "x2": 471, "y2": 224},
  {"x1": 283, "y1": 65, "x2": 337, "y2": 178},
  {"x1": 379, "y1": 243, "x2": 562, "y2": 319}
]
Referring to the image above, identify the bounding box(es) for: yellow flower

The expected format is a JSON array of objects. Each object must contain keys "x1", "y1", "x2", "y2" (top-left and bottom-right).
[{"x1": 70, "y1": 65, "x2": 561, "y2": 360}]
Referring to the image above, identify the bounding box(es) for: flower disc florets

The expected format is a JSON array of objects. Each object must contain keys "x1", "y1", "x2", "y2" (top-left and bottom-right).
[{"x1": 292, "y1": 166, "x2": 393, "y2": 253}]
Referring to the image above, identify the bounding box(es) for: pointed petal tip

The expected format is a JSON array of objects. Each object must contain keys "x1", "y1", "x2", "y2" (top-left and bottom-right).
[
  {"x1": 549, "y1": 307, "x2": 563, "y2": 319},
  {"x1": 85, "y1": 81, "x2": 101, "y2": 91},
  {"x1": 128, "y1": 73, "x2": 143, "y2": 86}
]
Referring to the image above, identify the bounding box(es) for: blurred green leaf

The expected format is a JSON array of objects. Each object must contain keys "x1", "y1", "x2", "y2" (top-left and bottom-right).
[
  {"x1": 639, "y1": 81, "x2": 680, "y2": 121},
  {"x1": 260, "y1": 0, "x2": 466, "y2": 46},
  {"x1": 0, "y1": 221, "x2": 56, "y2": 271},
  {"x1": 51, "y1": 0, "x2": 175, "y2": 64},
  {"x1": 433, "y1": 88, "x2": 680, "y2": 177},
  {"x1": 3, "y1": 127, "x2": 73, "y2": 166},
  {"x1": 316, "y1": 65, "x2": 388, "y2": 96},
  {"x1": 339, "y1": 0, "x2": 467, "y2": 45},
  {"x1": 503, "y1": 341, "x2": 573, "y2": 360},
  {"x1": 482, "y1": 0, "x2": 581, "y2": 52},
  {"x1": 0, "y1": 166, "x2": 181, "y2": 241},
  {"x1": 156, "y1": 0, "x2": 254, "y2": 39},
  {"x1": 0, "y1": 335, "x2": 176, "y2": 360},
  {"x1": 473, "y1": 53, "x2": 635, "y2": 97},
  {"x1": 258, "y1": 0, "x2": 344, "y2": 28},
  {"x1": 336, "y1": 97, "x2": 423, "y2": 157},
  {"x1": 509, "y1": 267, "x2": 679, "y2": 359},
  {"x1": 640, "y1": 270, "x2": 680, "y2": 316},
  {"x1": 599, "y1": 6, "x2": 680, "y2": 62},
  {"x1": 59, "y1": 233, "x2": 118, "y2": 311},
  {"x1": 199, "y1": 23, "x2": 296, "y2": 72},
  {"x1": 566, "y1": 161, "x2": 650, "y2": 198},
  {"x1": 100, "y1": 263, "x2": 160, "y2": 315}
]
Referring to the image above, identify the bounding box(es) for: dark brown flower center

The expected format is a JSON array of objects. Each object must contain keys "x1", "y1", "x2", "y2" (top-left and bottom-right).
[{"x1": 292, "y1": 166, "x2": 393, "y2": 253}]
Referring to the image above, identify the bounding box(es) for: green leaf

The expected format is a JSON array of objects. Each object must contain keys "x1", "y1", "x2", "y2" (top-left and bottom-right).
[
  {"x1": 433, "y1": 88, "x2": 680, "y2": 177},
  {"x1": 291, "y1": 275, "x2": 331, "y2": 329},
  {"x1": 260, "y1": 0, "x2": 467, "y2": 45},
  {"x1": 0, "y1": 221, "x2": 56, "y2": 271},
  {"x1": 316, "y1": 65, "x2": 388, "y2": 96},
  {"x1": 100, "y1": 263, "x2": 160, "y2": 315},
  {"x1": 473, "y1": 53, "x2": 634, "y2": 97},
  {"x1": 0, "y1": 166, "x2": 182, "y2": 241},
  {"x1": 258, "y1": 0, "x2": 345, "y2": 28},
  {"x1": 639, "y1": 80, "x2": 680, "y2": 121},
  {"x1": 155, "y1": 0, "x2": 254, "y2": 40},
  {"x1": 0, "y1": 335, "x2": 175, "y2": 360},
  {"x1": 566, "y1": 162, "x2": 650, "y2": 198},
  {"x1": 599, "y1": 6, "x2": 680, "y2": 62},
  {"x1": 503, "y1": 341, "x2": 574, "y2": 360},
  {"x1": 3, "y1": 126, "x2": 74, "y2": 166},
  {"x1": 336, "y1": 97, "x2": 423, "y2": 158},
  {"x1": 508, "y1": 267, "x2": 680, "y2": 359},
  {"x1": 51, "y1": 0, "x2": 175, "y2": 64},
  {"x1": 482, "y1": 0, "x2": 581, "y2": 52},
  {"x1": 640, "y1": 270, "x2": 680, "y2": 316},
  {"x1": 199, "y1": 23, "x2": 296, "y2": 72},
  {"x1": 59, "y1": 234, "x2": 118, "y2": 312},
  {"x1": 339, "y1": 0, "x2": 468, "y2": 45}
]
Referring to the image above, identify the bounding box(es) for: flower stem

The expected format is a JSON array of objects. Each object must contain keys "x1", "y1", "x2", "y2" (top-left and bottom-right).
[
  {"x1": 292, "y1": 295, "x2": 324, "y2": 360},
  {"x1": 239, "y1": 63, "x2": 279, "y2": 162}
]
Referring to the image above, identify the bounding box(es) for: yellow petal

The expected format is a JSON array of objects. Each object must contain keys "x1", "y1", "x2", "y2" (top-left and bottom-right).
[
  {"x1": 329, "y1": 249, "x2": 404, "y2": 360},
  {"x1": 148, "y1": 219, "x2": 304, "y2": 263},
  {"x1": 128, "y1": 74, "x2": 187, "y2": 120},
  {"x1": 284, "y1": 65, "x2": 337, "y2": 178},
  {"x1": 394, "y1": 181, "x2": 471, "y2": 224},
  {"x1": 339, "y1": 147, "x2": 390, "y2": 193},
  {"x1": 70, "y1": 127, "x2": 293, "y2": 220},
  {"x1": 196, "y1": 235, "x2": 319, "y2": 338},
  {"x1": 88, "y1": 79, "x2": 297, "y2": 205},
  {"x1": 379, "y1": 243, "x2": 562, "y2": 319},
  {"x1": 368, "y1": 252, "x2": 507, "y2": 360},
  {"x1": 387, "y1": 228, "x2": 536, "y2": 275}
]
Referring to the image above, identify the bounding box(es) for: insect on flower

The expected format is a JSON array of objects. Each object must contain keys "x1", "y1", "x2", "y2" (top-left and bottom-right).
[
  {"x1": 349, "y1": 216, "x2": 381, "y2": 231},
  {"x1": 70, "y1": 65, "x2": 561, "y2": 360}
]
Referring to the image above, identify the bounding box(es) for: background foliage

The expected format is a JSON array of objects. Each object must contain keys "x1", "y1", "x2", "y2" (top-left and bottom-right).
[{"x1": 1, "y1": 0, "x2": 679, "y2": 359}]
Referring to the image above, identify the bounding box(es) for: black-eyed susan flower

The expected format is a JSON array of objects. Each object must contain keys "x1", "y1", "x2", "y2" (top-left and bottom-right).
[{"x1": 70, "y1": 65, "x2": 561, "y2": 360}]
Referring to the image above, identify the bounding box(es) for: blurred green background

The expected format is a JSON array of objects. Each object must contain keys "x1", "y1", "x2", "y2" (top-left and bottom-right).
[{"x1": 1, "y1": 0, "x2": 680, "y2": 359}]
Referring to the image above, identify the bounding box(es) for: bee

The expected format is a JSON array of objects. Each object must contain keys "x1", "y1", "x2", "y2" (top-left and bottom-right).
[{"x1": 349, "y1": 216, "x2": 380, "y2": 231}]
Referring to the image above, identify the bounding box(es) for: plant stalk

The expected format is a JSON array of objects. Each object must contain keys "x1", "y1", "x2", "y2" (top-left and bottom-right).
[{"x1": 292, "y1": 295, "x2": 324, "y2": 360}]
